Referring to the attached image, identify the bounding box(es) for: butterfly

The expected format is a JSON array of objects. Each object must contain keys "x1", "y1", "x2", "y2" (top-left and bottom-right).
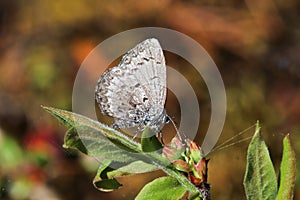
[{"x1": 95, "y1": 38, "x2": 170, "y2": 134}]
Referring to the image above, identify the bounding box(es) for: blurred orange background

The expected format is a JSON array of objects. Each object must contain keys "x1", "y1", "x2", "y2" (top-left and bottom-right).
[{"x1": 0, "y1": 1, "x2": 299, "y2": 199}]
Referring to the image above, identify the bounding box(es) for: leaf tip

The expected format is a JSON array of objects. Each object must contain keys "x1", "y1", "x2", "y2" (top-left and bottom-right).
[
  {"x1": 284, "y1": 133, "x2": 290, "y2": 140},
  {"x1": 41, "y1": 105, "x2": 49, "y2": 110},
  {"x1": 41, "y1": 105, "x2": 55, "y2": 114},
  {"x1": 254, "y1": 121, "x2": 261, "y2": 137},
  {"x1": 255, "y1": 120, "x2": 260, "y2": 129}
]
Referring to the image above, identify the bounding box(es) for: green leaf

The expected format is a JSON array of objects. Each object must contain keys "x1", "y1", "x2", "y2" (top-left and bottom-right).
[
  {"x1": 43, "y1": 106, "x2": 141, "y2": 164},
  {"x1": 93, "y1": 160, "x2": 123, "y2": 192},
  {"x1": 63, "y1": 127, "x2": 88, "y2": 154},
  {"x1": 107, "y1": 161, "x2": 158, "y2": 178},
  {"x1": 189, "y1": 141, "x2": 202, "y2": 163},
  {"x1": 243, "y1": 123, "x2": 277, "y2": 200},
  {"x1": 42, "y1": 106, "x2": 75, "y2": 128},
  {"x1": 93, "y1": 160, "x2": 157, "y2": 191},
  {"x1": 141, "y1": 127, "x2": 163, "y2": 152},
  {"x1": 43, "y1": 106, "x2": 200, "y2": 194},
  {"x1": 188, "y1": 192, "x2": 202, "y2": 200},
  {"x1": 276, "y1": 134, "x2": 296, "y2": 200},
  {"x1": 136, "y1": 176, "x2": 187, "y2": 200}
]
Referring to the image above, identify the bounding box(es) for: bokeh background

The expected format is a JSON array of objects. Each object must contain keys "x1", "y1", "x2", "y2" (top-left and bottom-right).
[{"x1": 0, "y1": 1, "x2": 299, "y2": 199}]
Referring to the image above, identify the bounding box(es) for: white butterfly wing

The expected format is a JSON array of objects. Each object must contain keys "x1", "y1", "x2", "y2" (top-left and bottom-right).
[{"x1": 95, "y1": 38, "x2": 166, "y2": 129}]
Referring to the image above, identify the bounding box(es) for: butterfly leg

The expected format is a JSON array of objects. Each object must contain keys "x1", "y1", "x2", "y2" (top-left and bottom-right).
[
  {"x1": 156, "y1": 130, "x2": 165, "y2": 145},
  {"x1": 133, "y1": 129, "x2": 140, "y2": 139},
  {"x1": 167, "y1": 116, "x2": 188, "y2": 142}
]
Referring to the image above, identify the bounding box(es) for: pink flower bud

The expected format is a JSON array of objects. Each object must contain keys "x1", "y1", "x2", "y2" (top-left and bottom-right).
[{"x1": 173, "y1": 159, "x2": 191, "y2": 172}]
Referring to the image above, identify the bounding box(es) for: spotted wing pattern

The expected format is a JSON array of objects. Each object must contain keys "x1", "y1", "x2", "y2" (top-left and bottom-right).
[{"x1": 95, "y1": 38, "x2": 167, "y2": 132}]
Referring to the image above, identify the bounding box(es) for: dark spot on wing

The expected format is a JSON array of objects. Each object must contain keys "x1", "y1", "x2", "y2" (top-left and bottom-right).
[
  {"x1": 150, "y1": 76, "x2": 159, "y2": 80},
  {"x1": 143, "y1": 97, "x2": 148, "y2": 102}
]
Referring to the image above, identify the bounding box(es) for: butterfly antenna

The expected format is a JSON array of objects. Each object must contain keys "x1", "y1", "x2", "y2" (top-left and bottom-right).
[
  {"x1": 168, "y1": 116, "x2": 187, "y2": 142},
  {"x1": 210, "y1": 123, "x2": 256, "y2": 153},
  {"x1": 210, "y1": 136, "x2": 253, "y2": 153}
]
